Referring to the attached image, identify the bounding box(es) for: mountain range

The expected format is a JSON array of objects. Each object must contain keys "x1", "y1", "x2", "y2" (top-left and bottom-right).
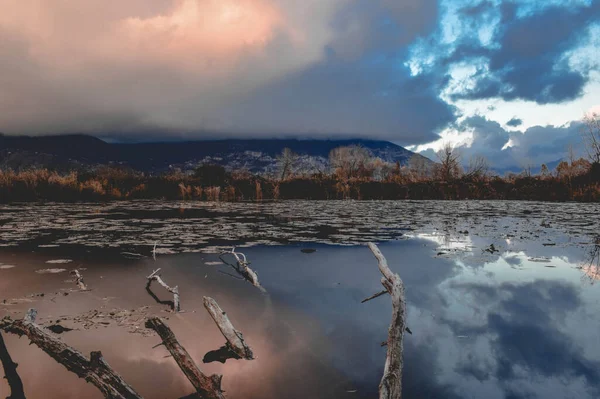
[{"x1": 0, "y1": 134, "x2": 433, "y2": 174}]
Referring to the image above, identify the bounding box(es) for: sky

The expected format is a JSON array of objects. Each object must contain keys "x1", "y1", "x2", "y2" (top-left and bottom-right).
[{"x1": 0, "y1": 0, "x2": 599, "y2": 169}]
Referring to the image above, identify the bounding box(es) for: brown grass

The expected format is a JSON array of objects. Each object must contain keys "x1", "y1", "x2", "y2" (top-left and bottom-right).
[{"x1": 0, "y1": 160, "x2": 599, "y2": 203}]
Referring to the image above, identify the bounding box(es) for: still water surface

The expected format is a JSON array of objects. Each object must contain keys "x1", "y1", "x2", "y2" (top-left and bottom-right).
[{"x1": 1, "y1": 201, "x2": 599, "y2": 399}]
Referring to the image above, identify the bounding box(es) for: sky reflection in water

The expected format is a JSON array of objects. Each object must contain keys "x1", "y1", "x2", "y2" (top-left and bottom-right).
[
  {"x1": 1, "y1": 228, "x2": 599, "y2": 399},
  {"x1": 247, "y1": 234, "x2": 600, "y2": 399}
]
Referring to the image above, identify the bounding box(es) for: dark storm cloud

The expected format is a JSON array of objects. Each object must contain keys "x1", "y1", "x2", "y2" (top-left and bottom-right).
[
  {"x1": 2, "y1": 0, "x2": 596, "y2": 152},
  {"x1": 0, "y1": 0, "x2": 455, "y2": 143},
  {"x1": 329, "y1": 0, "x2": 439, "y2": 57},
  {"x1": 449, "y1": 1, "x2": 600, "y2": 104},
  {"x1": 227, "y1": 62, "x2": 456, "y2": 145}
]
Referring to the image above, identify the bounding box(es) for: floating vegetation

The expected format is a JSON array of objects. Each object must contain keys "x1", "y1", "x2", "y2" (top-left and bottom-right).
[
  {"x1": 0, "y1": 200, "x2": 597, "y2": 257},
  {"x1": 35, "y1": 268, "x2": 68, "y2": 274}
]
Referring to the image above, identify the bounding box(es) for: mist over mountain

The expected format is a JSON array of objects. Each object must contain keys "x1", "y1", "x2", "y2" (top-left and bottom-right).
[{"x1": 0, "y1": 134, "x2": 433, "y2": 174}]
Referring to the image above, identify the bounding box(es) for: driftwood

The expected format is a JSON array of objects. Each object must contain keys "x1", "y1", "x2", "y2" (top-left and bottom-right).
[
  {"x1": 202, "y1": 297, "x2": 254, "y2": 361},
  {"x1": 0, "y1": 309, "x2": 142, "y2": 399},
  {"x1": 145, "y1": 317, "x2": 226, "y2": 399},
  {"x1": 71, "y1": 269, "x2": 88, "y2": 290},
  {"x1": 367, "y1": 243, "x2": 406, "y2": 399},
  {"x1": 146, "y1": 269, "x2": 180, "y2": 312},
  {"x1": 219, "y1": 248, "x2": 266, "y2": 293},
  {"x1": 0, "y1": 331, "x2": 26, "y2": 399}
]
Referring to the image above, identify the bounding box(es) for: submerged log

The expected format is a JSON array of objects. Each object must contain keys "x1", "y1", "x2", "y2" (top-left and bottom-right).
[
  {"x1": 367, "y1": 243, "x2": 406, "y2": 399},
  {"x1": 146, "y1": 269, "x2": 180, "y2": 312},
  {"x1": 71, "y1": 269, "x2": 88, "y2": 290},
  {"x1": 202, "y1": 297, "x2": 254, "y2": 361},
  {"x1": 0, "y1": 331, "x2": 26, "y2": 399},
  {"x1": 0, "y1": 309, "x2": 142, "y2": 399},
  {"x1": 145, "y1": 317, "x2": 226, "y2": 399},
  {"x1": 219, "y1": 248, "x2": 266, "y2": 293}
]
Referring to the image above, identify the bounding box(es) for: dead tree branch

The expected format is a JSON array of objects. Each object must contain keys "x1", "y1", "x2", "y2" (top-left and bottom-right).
[
  {"x1": 203, "y1": 297, "x2": 254, "y2": 361},
  {"x1": 146, "y1": 269, "x2": 180, "y2": 312},
  {"x1": 0, "y1": 330, "x2": 26, "y2": 399},
  {"x1": 219, "y1": 248, "x2": 266, "y2": 293},
  {"x1": 145, "y1": 317, "x2": 226, "y2": 399},
  {"x1": 367, "y1": 243, "x2": 406, "y2": 399},
  {"x1": 361, "y1": 289, "x2": 389, "y2": 303},
  {"x1": 0, "y1": 310, "x2": 142, "y2": 399}
]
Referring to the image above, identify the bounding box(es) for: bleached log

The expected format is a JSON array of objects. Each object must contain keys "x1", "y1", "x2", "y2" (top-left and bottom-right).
[
  {"x1": 0, "y1": 310, "x2": 142, "y2": 399},
  {"x1": 220, "y1": 248, "x2": 266, "y2": 293},
  {"x1": 367, "y1": 243, "x2": 406, "y2": 399},
  {"x1": 145, "y1": 317, "x2": 225, "y2": 399},
  {"x1": 71, "y1": 269, "x2": 88, "y2": 290},
  {"x1": 0, "y1": 331, "x2": 26, "y2": 399},
  {"x1": 146, "y1": 269, "x2": 180, "y2": 312},
  {"x1": 202, "y1": 297, "x2": 254, "y2": 361}
]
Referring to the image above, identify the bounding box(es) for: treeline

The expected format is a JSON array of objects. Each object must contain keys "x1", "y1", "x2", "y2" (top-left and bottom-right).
[{"x1": 1, "y1": 153, "x2": 599, "y2": 202}]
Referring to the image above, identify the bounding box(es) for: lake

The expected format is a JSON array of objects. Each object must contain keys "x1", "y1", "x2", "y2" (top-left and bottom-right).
[{"x1": 1, "y1": 200, "x2": 599, "y2": 399}]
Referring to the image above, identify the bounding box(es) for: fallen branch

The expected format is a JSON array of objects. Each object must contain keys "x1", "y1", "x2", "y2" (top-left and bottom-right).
[
  {"x1": 367, "y1": 243, "x2": 406, "y2": 399},
  {"x1": 219, "y1": 248, "x2": 266, "y2": 293},
  {"x1": 1, "y1": 309, "x2": 142, "y2": 399},
  {"x1": 146, "y1": 269, "x2": 180, "y2": 312},
  {"x1": 361, "y1": 289, "x2": 389, "y2": 303},
  {"x1": 71, "y1": 269, "x2": 88, "y2": 290},
  {"x1": 145, "y1": 317, "x2": 225, "y2": 399},
  {"x1": 0, "y1": 331, "x2": 26, "y2": 399},
  {"x1": 203, "y1": 297, "x2": 254, "y2": 361}
]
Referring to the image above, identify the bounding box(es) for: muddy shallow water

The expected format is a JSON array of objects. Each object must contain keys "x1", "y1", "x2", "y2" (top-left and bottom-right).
[{"x1": 1, "y1": 200, "x2": 600, "y2": 399}]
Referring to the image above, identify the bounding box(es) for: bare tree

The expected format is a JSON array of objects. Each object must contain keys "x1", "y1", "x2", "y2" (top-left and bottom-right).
[
  {"x1": 465, "y1": 155, "x2": 489, "y2": 180},
  {"x1": 582, "y1": 112, "x2": 600, "y2": 164},
  {"x1": 435, "y1": 143, "x2": 462, "y2": 181},
  {"x1": 571, "y1": 157, "x2": 591, "y2": 176},
  {"x1": 555, "y1": 161, "x2": 570, "y2": 180},
  {"x1": 371, "y1": 158, "x2": 394, "y2": 181},
  {"x1": 277, "y1": 148, "x2": 298, "y2": 180},
  {"x1": 407, "y1": 154, "x2": 430, "y2": 181},
  {"x1": 567, "y1": 144, "x2": 577, "y2": 166},
  {"x1": 539, "y1": 164, "x2": 550, "y2": 179},
  {"x1": 329, "y1": 145, "x2": 372, "y2": 179}
]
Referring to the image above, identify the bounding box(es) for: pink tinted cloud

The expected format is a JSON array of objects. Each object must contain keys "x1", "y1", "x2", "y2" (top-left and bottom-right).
[
  {"x1": 0, "y1": 0, "x2": 341, "y2": 134},
  {"x1": 120, "y1": 0, "x2": 289, "y2": 69}
]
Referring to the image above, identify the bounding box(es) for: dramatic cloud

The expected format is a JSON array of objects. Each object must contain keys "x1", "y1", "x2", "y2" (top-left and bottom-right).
[
  {"x1": 434, "y1": 0, "x2": 600, "y2": 104},
  {"x1": 419, "y1": 115, "x2": 586, "y2": 171},
  {"x1": 0, "y1": 0, "x2": 453, "y2": 144},
  {"x1": 1, "y1": 0, "x2": 599, "y2": 159}
]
